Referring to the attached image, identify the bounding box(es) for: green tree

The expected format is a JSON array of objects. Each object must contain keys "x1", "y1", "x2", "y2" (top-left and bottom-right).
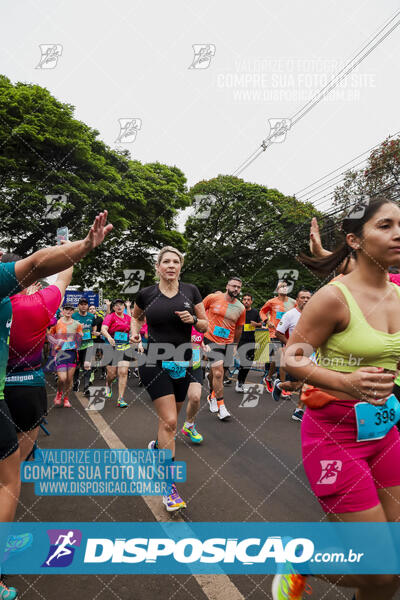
[
  {"x1": 0, "y1": 75, "x2": 190, "y2": 294},
  {"x1": 183, "y1": 175, "x2": 321, "y2": 305},
  {"x1": 333, "y1": 136, "x2": 400, "y2": 215}
]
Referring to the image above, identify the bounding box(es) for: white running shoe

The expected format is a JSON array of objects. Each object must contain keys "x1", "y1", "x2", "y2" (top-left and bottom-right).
[
  {"x1": 235, "y1": 381, "x2": 244, "y2": 393},
  {"x1": 218, "y1": 404, "x2": 231, "y2": 420},
  {"x1": 207, "y1": 394, "x2": 218, "y2": 413}
]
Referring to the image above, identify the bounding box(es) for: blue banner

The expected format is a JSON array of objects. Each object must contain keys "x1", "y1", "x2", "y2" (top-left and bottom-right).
[
  {"x1": 2, "y1": 522, "x2": 400, "y2": 574},
  {"x1": 64, "y1": 290, "x2": 99, "y2": 307}
]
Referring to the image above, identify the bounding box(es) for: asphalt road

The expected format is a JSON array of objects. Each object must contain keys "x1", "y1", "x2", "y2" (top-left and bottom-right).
[{"x1": 9, "y1": 368, "x2": 396, "y2": 600}]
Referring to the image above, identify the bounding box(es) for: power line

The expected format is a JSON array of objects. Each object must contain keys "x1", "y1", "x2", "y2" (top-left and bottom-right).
[
  {"x1": 294, "y1": 130, "x2": 400, "y2": 200},
  {"x1": 263, "y1": 182, "x2": 400, "y2": 261},
  {"x1": 232, "y1": 9, "x2": 400, "y2": 177},
  {"x1": 296, "y1": 140, "x2": 400, "y2": 212}
]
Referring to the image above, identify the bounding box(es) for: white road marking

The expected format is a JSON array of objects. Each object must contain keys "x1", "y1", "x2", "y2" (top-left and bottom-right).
[{"x1": 77, "y1": 393, "x2": 245, "y2": 600}]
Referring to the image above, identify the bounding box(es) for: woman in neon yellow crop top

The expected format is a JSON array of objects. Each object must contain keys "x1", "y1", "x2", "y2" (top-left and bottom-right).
[{"x1": 274, "y1": 198, "x2": 400, "y2": 600}]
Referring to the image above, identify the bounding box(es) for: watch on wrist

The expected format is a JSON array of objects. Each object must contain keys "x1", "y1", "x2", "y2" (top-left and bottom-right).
[{"x1": 192, "y1": 315, "x2": 198, "y2": 325}]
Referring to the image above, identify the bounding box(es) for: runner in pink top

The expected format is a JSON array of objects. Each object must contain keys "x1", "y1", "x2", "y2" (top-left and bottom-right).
[
  {"x1": 7, "y1": 285, "x2": 61, "y2": 387},
  {"x1": 4, "y1": 267, "x2": 72, "y2": 462},
  {"x1": 101, "y1": 299, "x2": 131, "y2": 408},
  {"x1": 102, "y1": 311, "x2": 131, "y2": 339}
]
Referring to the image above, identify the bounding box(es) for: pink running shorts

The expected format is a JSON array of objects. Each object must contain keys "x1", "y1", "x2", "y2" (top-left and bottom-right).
[{"x1": 301, "y1": 399, "x2": 400, "y2": 513}]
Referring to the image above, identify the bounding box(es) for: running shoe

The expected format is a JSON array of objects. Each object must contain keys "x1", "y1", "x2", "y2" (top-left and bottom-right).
[
  {"x1": 105, "y1": 385, "x2": 112, "y2": 399},
  {"x1": 263, "y1": 376, "x2": 274, "y2": 393},
  {"x1": 63, "y1": 397, "x2": 72, "y2": 408},
  {"x1": 162, "y1": 483, "x2": 186, "y2": 512},
  {"x1": 207, "y1": 392, "x2": 218, "y2": 413},
  {"x1": 89, "y1": 371, "x2": 95, "y2": 383},
  {"x1": 272, "y1": 379, "x2": 282, "y2": 402},
  {"x1": 54, "y1": 391, "x2": 62, "y2": 406},
  {"x1": 181, "y1": 423, "x2": 203, "y2": 444},
  {"x1": 272, "y1": 570, "x2": 310, "y2": 599},
  {"x1": 72, "y1": 380, "x2": 79, "y2": 392},
  {"x1": 83, "y1": 387, "x2": 90, "y2": 397},
  {"x1": 235, "y1": 381, "x2": 244, "y2": 393},
  {"x1": 281, "y1": 389, "x2": 292, "y2": 397},
  {"x1": 0, "y1": 578, "x2": 18, "y2": 600},
  {"x1": 117, "y1": 398, "x2": 128, "y2": 408},
  {"x1": 218, "y1": 404, "x2": 231, "y2": 420},
  {"x1": 148, "y1": 440, "x2": 158, "y2": 450},
  {"x1": 223, "y1": 378, "x2": 232, "y2": 385},
  {"x1": 291, "y1": 409, "x2": 304, "y2": 422}
]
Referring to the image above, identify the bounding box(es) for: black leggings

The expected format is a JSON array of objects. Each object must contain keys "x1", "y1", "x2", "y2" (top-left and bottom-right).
[
  {"x1": 73, "y1": 348, "x2": 92, "y2": 388},
  {"x1": 237, "y1": 347, "x2": 255, "y2": 385}
]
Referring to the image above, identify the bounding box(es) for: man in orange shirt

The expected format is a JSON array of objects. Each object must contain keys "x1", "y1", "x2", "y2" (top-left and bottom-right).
[
  {"x1": 203, "y1": 277, "x2": 245, "y2": 420},
  {"x1": 259, "y1": 280, "x2": 296, "y2": 392}
]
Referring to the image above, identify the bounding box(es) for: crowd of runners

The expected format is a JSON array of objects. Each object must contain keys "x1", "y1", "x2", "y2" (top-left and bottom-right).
[{"x1": 1, "y1": 199, "x2": 400, "y2": 599}]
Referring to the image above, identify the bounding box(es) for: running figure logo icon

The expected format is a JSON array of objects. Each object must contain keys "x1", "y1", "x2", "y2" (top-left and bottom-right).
[
  {"x1": 42, "y1": 529, "x2": 82, "y2": 567},
  {"x1": 276, "y1": 269, "x2": 299, "y2": 294},
  {"x1": 188, "y1": 44, "x2": 216, "y2": 69},
  {"x1": 122, "y1": 269, "x2": 145, "y2": 294},
  {"x1": 317, "y1": 460, "x2": 343, "y2": 485},
  {"x1": 240, "y1": 384, "x2": 263, "y2": 408},
  {"x1": 44, "y1": 194, "x2": 67, "y2": 220},
  {"x1": 266, "y1": 118, "x2": 291, "y2": 144},
  {"x1": 86, "y1": 387, "x2": 106, "y2": 411},
  {"x1": 36, "y1": 44, "x2": 63, "y2": 69},
  {"x1": 115, "y1": 118, "x2": 142, "y2": 143}
]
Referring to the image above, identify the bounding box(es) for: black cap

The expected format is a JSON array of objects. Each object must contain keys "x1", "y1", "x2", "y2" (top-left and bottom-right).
[
  {"x1": 112, "y1": 298, "x2": 125, "y2": 306},
  {"x1": 78, "y1": 297, "x2": 89, "y2": 304},
  {"x1": 63, "y1": 303, "x2": 74, "y2": 310}
]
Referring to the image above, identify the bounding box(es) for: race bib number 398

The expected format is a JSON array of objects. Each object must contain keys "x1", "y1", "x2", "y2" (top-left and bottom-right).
[{"x1": 355, "y1": 394, "x2": 400, "y2": 442}]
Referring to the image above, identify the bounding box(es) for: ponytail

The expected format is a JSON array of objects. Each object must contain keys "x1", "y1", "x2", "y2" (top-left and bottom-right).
[
  {"x1": 299, "y1": 196, "x2": 397, "y2": 278},
  {"x1": 298, "y1": 243, "x2": 353, "y2": 277}
]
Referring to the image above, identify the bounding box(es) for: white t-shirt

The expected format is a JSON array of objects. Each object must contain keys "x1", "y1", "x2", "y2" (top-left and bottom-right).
[{"x1": 276, "y1": 307, "x2": 301, "y2": 338}]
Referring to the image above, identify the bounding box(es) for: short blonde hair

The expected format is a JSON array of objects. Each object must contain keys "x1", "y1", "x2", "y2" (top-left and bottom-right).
[{"x1": 156, "y1": 246, "x2": 184, "y2": 266}]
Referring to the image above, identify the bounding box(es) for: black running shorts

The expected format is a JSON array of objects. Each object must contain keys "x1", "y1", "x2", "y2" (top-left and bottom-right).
[
  {"x1": 188, "y1": 366, "x2": 203, "y2": 385},
  {"x1": 203, "y1": 338, "x2": 233, "y2": 366},
  {"x1": 4, "y1": 385, "x2": 47, "y2": 433},
  {"x1": 0, "y1": 400, "x2": 19, "y2": 459},
  {"x1": 139, "y1": 364, "x2": 194, "y2": 403}
]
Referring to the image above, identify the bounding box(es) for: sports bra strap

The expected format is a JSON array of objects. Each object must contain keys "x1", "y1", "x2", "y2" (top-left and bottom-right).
[
  {"x1": 392, "y1": 282, "x2": 400, "y2": 298},
  {"x1": 328, "y1": 280, "x2": 360, "y2": 314},
  {"x1": 329, "y1": 279, "x2": 400, "y2": 318}
]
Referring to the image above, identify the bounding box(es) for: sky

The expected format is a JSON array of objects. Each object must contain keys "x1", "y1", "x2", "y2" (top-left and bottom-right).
[{"x1": 1, "y1": 0, "x2": 399, "y2": 229}]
